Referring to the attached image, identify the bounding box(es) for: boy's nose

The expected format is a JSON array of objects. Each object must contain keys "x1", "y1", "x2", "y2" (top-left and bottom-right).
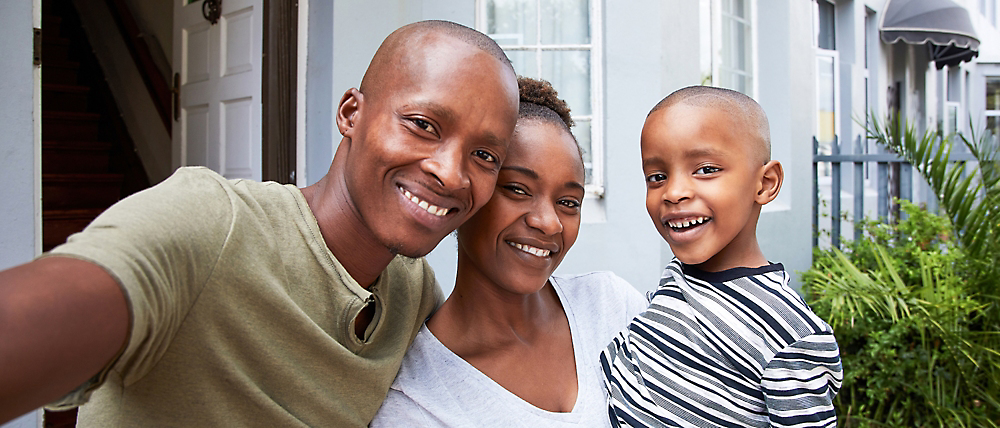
[{"x1": 662, "y1": 178, "x2": 692, "y2": 204}]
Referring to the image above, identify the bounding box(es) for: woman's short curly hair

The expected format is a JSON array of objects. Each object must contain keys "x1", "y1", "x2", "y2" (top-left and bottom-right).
[{"x1": 517, "y1": 76, "x2": 574, "y2": 131}]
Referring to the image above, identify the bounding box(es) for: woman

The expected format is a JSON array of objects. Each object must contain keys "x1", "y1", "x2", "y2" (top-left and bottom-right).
[{"x1": 371, "y1": 78, "x2": 646, "y2": 426}]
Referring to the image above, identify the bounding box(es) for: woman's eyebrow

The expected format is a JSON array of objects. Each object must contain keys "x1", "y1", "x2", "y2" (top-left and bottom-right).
[{"x1": 500, "y1": 165, "x2": 538, "y2": 179}]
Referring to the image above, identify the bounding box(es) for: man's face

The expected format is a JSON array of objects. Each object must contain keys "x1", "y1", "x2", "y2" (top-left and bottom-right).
[
  {"x1": 640, "y1": 103, "x2": 765, "y2": 272},
  {"x1": 341, "y1": 35, "x2": 519, "y2": 258}
]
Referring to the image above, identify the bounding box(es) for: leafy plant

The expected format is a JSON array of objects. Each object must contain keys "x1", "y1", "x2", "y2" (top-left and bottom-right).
[{"x1": 803, "y1": 116, "x2": 1000, "y2": 427}]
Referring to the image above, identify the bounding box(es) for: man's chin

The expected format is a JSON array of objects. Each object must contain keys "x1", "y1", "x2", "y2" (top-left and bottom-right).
[{"x1": 386, "y1": 237, "x2": 445, "y2": 259}]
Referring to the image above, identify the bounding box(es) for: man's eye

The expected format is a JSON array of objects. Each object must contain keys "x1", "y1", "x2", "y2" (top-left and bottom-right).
[
  {"x1": 646, "y1": 173, "x2": 666, "y2": 183},
  {"x1": 695, "y1": 166, "x2": 721, "y2": 175},
  {"x1": 473, "y1": 149, "x2": 497, "y2": 163},
  {"x1": 411, "y1": 118, "x2": 436, "y2": 134}
]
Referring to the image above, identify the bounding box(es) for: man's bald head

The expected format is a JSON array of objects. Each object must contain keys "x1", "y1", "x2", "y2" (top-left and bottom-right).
[
  {"x1": 360, "y1": 20, "x2": 513, "y2": 101},
  {"x1": 650, "y1": 86, "x2": 771, "y2": 165}
]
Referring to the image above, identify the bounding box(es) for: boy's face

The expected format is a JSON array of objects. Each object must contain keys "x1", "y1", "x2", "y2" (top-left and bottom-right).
[
  {"x1": 640, "y1": 103, "x2": 766, "y2": 271},
  {"x1": 341, "y1": 35, "x2": 519, "y2": 258}
]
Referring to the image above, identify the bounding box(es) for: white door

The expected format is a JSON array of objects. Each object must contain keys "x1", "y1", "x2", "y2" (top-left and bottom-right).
[{"x1": 173, "y1": 0, "x2": 262, "y2": 180}]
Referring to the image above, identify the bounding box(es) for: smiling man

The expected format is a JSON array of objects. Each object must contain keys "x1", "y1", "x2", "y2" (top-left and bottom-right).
[{"x1": 0, "y1": 21, "x2": 519, "y2": 427}]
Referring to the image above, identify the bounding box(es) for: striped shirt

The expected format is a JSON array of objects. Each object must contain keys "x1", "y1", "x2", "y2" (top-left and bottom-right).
[{"x1": 600, "y1": 260, "x2": 843, "y2": 428}]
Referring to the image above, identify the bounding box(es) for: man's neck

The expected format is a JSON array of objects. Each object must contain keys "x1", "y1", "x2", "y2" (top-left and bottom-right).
[{"x1": 299, "y1": 171, "x2": 394, "y2": 288}]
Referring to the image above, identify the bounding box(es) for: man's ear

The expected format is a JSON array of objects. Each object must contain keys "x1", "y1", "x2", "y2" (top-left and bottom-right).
[
  {"x1": 755, "y1": 160, "x2": 783, "y2": 205},
  {"x1": 336, "y1": 88, "x2": 363, "y2": 139}
]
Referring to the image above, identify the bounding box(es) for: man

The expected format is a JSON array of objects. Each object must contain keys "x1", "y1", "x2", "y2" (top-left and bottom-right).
[{"x1": 0, "y1": 20, "x2": 519, "y2": 426}]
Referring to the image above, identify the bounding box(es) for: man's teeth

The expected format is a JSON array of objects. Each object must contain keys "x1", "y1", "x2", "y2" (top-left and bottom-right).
[
  {"x1": 668, "y1": 216, "x2": 710, "y2": 229},
  {"x1": 508, "y1": 241, "x2": 551, "y2": 257},
  {"x1": 402, "y1": 189, "x2": 449, "y2": 216}
]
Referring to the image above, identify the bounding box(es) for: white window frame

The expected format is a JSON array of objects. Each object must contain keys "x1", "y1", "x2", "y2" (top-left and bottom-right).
[
  {"x1": 711, "y1": 0, "x2": 758, "y2": 98},
  {"x1": 476, "y1": 0, "x2": 605, "y2": 197},
  {"x1": 813, "y1": 0, "x2": 839, "y2": 181},
  {"x1": 985, "y1": 76, "x2": 1000, "y2": 139}
]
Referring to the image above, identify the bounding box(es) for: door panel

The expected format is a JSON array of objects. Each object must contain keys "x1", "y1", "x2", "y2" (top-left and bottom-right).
[{"x1": 173, "y1": 0, "x2": 262, "y2": 180}]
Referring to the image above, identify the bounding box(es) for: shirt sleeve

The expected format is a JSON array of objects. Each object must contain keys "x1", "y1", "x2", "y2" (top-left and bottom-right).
[
  {"x1": 43, "y1": 167, "x2": 235, "y2": 406},
  {"x1": 762, "y1": 331, "x2": 844, "y2": 428}
]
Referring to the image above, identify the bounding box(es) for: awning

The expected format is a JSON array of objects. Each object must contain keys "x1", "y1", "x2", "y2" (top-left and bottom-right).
[{"x1": 880, "y1": 0, "x2": 980, "y2": 68}]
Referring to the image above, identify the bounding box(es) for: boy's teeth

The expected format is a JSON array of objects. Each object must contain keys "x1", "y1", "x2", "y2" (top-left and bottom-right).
[
  {"x1": 508, "y1": 241, "x2": 551, "y2": 257},
  {"x1": 401, "y1": 188, "x2": 448, "y2": 217},
  {"x1": 669, "y1": 216, "x2": 709, "y2": 229}
]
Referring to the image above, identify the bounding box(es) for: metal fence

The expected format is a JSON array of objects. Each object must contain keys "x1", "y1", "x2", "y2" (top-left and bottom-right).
[{"x1": 811, "y1": 135, "x2": 976, "y2": 249}]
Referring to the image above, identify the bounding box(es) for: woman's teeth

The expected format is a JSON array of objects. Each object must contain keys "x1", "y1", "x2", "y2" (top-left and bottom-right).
[
  {"x1": 668, "y1": 216, "x2": 710, "y2": 230},
  {"x1": 402, "y1": 188, "x2": 449, "y2": 216},
  {"x1": 508, "y1": 241, "x2": 551, "y2": 257}
]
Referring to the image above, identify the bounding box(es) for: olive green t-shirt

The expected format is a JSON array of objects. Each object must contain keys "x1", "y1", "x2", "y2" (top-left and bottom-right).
[{"x1": 45, "y1": 167, "x2": 442, "y2": 427}]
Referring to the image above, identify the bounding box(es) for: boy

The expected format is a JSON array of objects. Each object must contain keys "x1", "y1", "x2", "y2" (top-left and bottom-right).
[{"x1": 600, "y1": 86, "x2": 843, "y2": 427}]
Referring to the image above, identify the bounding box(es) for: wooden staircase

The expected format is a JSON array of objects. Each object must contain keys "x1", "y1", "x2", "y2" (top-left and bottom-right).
[
  {"x1": 41, "y1": 0, "x2": 151, "y2": 255},
  {"x1": 41, "y1": 3, "x2": 153, "y2": 426}
]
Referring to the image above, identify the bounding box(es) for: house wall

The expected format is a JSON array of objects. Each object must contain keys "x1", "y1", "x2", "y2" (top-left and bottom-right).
[{"x1": 0, "y1": 2, "x2": 42, "y2": 427}]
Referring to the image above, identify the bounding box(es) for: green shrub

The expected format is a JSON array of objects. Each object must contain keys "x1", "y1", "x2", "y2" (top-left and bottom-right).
[{"x1": 803, "y1": 116, "x2": 1000, "y2": 427}]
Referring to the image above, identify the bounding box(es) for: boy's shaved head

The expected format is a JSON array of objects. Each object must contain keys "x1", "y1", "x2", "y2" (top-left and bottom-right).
[
  {"x1": 650, "y1": 86, "x2": 771, "y2": 165},
  {"x1": 360, "y1": 20, "x2": 513, "y2": 101}
]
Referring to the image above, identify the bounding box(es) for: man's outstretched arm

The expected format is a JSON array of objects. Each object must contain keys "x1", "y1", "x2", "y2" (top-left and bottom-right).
[{"x1": 0, "y1": 256, "x2": 129, "y2": 424}]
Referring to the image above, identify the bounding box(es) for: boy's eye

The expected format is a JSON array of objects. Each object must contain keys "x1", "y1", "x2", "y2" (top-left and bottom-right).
[
  {"x1": 473, "y1": 149, "x2": 498, "y2": 164},
  {"x1": 695, "y1": 166, "x2": 721, "y2": 175},
  {"x1": 646, "y1": 173, "x2": 666, "y2": 183}
]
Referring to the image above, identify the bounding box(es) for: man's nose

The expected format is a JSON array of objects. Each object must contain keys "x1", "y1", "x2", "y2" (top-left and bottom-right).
[{"x1": 423, "y1": 142, "x2": 471, "y2": 191}]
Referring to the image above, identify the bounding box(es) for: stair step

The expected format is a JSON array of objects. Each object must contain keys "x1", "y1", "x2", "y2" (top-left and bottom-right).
[
  {"x1": 42, "y1": 60, "x2": 81, "y2": 85},
  {"x1": 42, "y1": 141, "x2": 113, "y2": 174},
  {"x1": 43, "y1": 111, "x2": 101, "y2": 140},
  {"x1": 42, "y1": 173, "x2": 123, "y2": 210},
  {"x1": 43, "y1": 84, "x2": 91, "y2": 112},
  {"x1": 42, "y1": 37, "x2": 72, "y2": 63},
  {"x1": 42, "y1": 208, "x2": 106, "y2": 251}
]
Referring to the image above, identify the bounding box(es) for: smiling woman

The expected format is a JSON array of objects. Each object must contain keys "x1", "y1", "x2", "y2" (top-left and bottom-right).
[{"x1": 370, "y1": 78, "x2": 647, "y2": 427}]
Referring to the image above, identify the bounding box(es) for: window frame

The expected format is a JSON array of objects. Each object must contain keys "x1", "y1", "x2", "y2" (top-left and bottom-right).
[
  {"x1": 711, "y1": 0, "x2": 758, "y2": 98},
  {"x1": 475, "y1": 0, "x2": 605, "y2": 197}
]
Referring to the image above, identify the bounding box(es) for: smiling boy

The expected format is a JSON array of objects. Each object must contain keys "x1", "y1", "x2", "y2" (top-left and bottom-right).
[
  {"x1": 0, "y1": 21, "x2": 518, "y2": 427},
  {"x1": 600, "y1": 86, "x2": 843, "y2": 427}
]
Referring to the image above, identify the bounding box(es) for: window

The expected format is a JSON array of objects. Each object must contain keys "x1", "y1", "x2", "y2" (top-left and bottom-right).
[
  {"x1": 986, "y1": 77, "x2": 1000, "y2": 139},
  {"x1": 814, "y1": 0, "x2": 839, "y2": 177},
  {"x1": 478, "y1": 0, "x2": 604, "y2": 194},
  {"x1": 714, "y1": 0, "x2": 755, "y2": 96}
]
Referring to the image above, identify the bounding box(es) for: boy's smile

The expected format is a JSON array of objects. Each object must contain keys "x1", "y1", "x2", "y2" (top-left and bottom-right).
[{"x1": 641, "y1": 102, "x2": 775, "y2": 272}]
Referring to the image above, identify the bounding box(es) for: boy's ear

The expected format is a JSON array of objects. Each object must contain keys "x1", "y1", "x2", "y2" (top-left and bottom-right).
[
  {"x1": 336, "y1": 88, "x2": 364, "y2": 140},
  {"x1": 755, "y1": 160, "x2": 783, "y2": 205}
]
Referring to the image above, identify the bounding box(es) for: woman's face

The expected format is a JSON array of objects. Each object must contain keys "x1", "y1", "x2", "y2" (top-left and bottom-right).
[{"x1": 457, "y1": 120, "x2": 585, "y2": 295}]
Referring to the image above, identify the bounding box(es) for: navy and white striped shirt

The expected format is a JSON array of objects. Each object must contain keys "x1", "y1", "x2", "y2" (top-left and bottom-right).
[{"x1": 600, "y1": 259, "x2": 842, "y2": 428}]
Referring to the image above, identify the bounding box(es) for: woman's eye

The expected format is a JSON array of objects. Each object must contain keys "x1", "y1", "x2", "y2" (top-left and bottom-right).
[
  {"x1": 646, "y1": 173, "x2": 666, "y2": 183},
  {"x1": 503, "y1": 184, "x2": 528, "y2": 195},
  {"x1": 695, "y1": 166, "x2": 721, "y2": 175},
  {"x1": 473, "y1": 149, "x2": 497, "y2": 163},
  {"x1": 411, "y1": 118, "x2": 436, "y2": 134},
  {"x1": 560, "y1": 199, "x2": 581, "y2": 209}
]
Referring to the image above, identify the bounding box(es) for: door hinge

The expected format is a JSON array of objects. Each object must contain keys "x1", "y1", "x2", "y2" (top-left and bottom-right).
[{"x1": 33, "y1": 28, "x2": 42, "y2": 66}]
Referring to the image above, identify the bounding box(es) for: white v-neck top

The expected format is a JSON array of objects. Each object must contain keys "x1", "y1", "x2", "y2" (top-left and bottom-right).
[{"x1": 371, "y1": 271, "x2": 647, "y2": 427}]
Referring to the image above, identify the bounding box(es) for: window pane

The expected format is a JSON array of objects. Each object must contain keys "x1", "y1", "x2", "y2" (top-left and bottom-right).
[
  {"x1": 817, "y1": 0, "x2": 836, "y2": 50},
  {"x1": 987, "y1": 116, "x2": 1000, "y2": 141},
  {"x1": 507, "y1": 50, "x2": 539, "y2": 77},
  {"x1": 540, "y1": 0, "x2": 590, "y2": 44},
  {"x1": 987, "y1": 77, "x2": 1000, "y2": 110},
  {"x1": 572, "y1": 119, "x2": 592, "y2": 184},
  {"x1": 541, "y1": 50, "x2": 590, "y2": 115},
  {"x1": 817, "y1": 56, "x2": 836, "y2": 152},
  {"x1": 486, "y1": 0, "x2": 537, "y2": 45}
]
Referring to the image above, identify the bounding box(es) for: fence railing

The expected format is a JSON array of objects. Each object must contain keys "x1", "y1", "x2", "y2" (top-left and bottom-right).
[{"x1": 811, "y1": 135, "x2": 976, "y2": 249}]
